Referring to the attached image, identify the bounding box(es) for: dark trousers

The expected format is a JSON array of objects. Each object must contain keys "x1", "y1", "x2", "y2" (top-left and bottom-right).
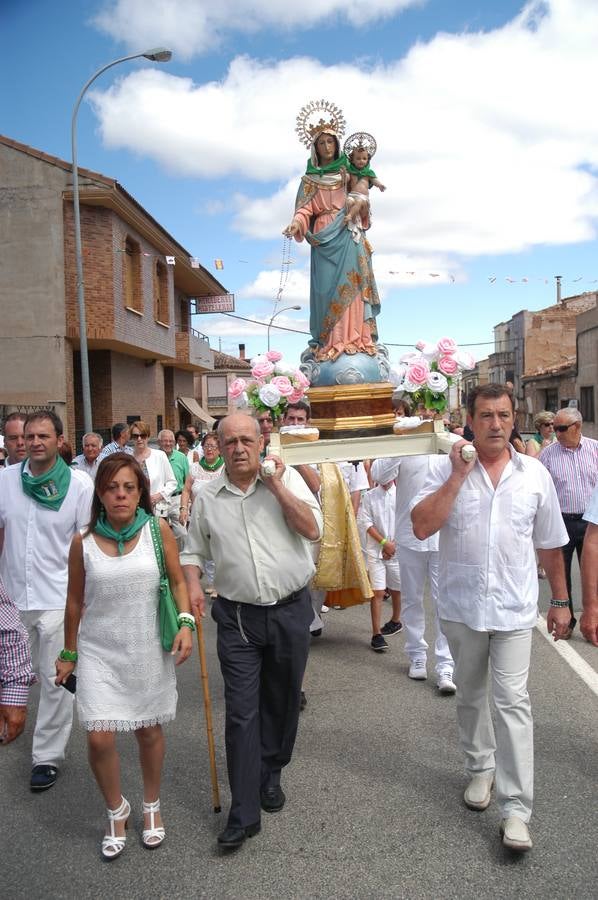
[
  {"x1": 212, "y1": 588, "x2": 312, "y2": 829},
  {"x1": 562, "y1": 515, "x2": 588, "y2": 624}
]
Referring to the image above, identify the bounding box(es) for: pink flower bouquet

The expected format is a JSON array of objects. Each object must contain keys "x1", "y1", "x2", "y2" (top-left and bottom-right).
[
  {"x1": 390, "y1": 337, "x2": 475, "y2": 414},
  {"x1": 228, "y1": 351, "x2": 311, "y2": 419}
]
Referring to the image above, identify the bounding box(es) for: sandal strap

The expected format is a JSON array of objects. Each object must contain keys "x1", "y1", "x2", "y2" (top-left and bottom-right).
[
  {"x1": 102, "y1": 834, "x2": 127, "y2": 857},
  {"x1": 107, "y1": 796, "x2": 130, "y2": 822},
  {"x1": 142, "y1": 799, "x2": 161, "y2": 813}
]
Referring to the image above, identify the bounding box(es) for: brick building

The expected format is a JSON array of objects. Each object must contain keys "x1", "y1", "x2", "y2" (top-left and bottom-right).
[
  {"x1": 521, "y1": 292, "x2": 597, "y2": 426},
  {"x1": 195, "y1": 344, "x2": 252, "y2": 420},
  {"x1": 0, "y1": 134, "x2": 226, "y2": 444}
]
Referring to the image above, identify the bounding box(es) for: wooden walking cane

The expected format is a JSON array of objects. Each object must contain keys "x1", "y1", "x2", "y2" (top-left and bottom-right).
[{"x1": 195, "y1": 615, "x2": 221, "y2": 813}]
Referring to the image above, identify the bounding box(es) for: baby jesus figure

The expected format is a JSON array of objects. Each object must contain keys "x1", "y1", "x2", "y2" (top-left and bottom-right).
[{"x1": 343, "y1": 133, "x2": 386, "y2": 227}]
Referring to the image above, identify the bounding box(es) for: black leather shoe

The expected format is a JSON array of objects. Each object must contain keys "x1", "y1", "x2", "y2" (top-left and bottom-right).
[
  {"x1": 217, "y1": 821, "x2": 261, "y2": 848},
  {"x1": 261, "y1": 785, "x2": 286, "y2": 813},
  {"x1": 30, "y1": 765, "x2": 59, "y2": 792}
]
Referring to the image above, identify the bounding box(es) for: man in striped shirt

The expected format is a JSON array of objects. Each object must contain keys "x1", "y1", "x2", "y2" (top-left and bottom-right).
[
  {"x1": 540, "y1": 407, "x2": 598, "y2": 637},
  {"x1": 0, "y1": 578, "x2": 36, "y2": 744}
]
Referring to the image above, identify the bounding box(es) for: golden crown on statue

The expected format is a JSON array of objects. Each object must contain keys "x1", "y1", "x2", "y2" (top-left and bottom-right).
[{"x1": 295, "y1": 99, "x2": 346, "y2": 148}]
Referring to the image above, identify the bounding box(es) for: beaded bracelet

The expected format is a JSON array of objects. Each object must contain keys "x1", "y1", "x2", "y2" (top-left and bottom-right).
[
  {"x1": 178, "y1": 612, "x2": 195, "y2": 624},
  {"x1": 549, "y1": 599, "x2": 569, "y2": 608},
  {"x1": 179, "y1": 620, "x2": 196, "y2": 632},
  {"x1": 59, "y1": 648, "x2": 78, "y2": 662},
  {"x1": 379, "y1": 538, "x2": 388, "y2": 547}
]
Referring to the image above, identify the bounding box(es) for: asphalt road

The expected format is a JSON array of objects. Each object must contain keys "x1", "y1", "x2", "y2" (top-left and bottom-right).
[{"x1": 3, "y1": 558, "x2": 598, "y2": 900}]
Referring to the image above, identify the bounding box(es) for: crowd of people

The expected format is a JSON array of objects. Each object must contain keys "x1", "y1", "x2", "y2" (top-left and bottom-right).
[{"x1": 1, "y1": 386, "x2": 598, "y2": 860}]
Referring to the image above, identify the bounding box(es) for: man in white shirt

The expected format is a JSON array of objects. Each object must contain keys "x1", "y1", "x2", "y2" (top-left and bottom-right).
[
  {"x1": 0, "y1": 410, "x2": 93, "y2": 791},
  {"x1": 371, "y1": 455, "x2": 455, "y2": 692},
  {"x1": 72, "y1": 432, "x2": 103, "y2": 480},
  {"x1": 2, "y1": 413, "x2": 27, "y2": 467},
  {"x1": 181, "y1": 413, "x2": 322, "y2": 850},
  {"x1": 411, "y1": 384, "x2": 569, "y2": 852}
]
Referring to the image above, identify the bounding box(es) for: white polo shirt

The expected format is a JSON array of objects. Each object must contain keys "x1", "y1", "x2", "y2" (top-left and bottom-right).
[
  {"x1": 358, "y1": 484, "x2": 396, "y2": 561},
  {"x1": 413, "y1": 447, "x2": 568, "y2": 631},
  {"x1": 0, "y1": 462, "x2": 94, "y2": 611}
]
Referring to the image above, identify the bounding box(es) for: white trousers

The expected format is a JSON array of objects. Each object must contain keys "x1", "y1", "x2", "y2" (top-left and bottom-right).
[
  {"x1": 396, "y1": 547, "x2": 453, "y2": 676},
  {"x1": 441, "y1": 620, "x2": 533, "y2": 822},
  {"x1": 20, "y1": 609, "x2": 74, "y2": 767}
]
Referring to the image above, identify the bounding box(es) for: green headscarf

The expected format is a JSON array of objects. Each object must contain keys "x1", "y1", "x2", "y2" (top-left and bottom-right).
[
  {"x1": 94, "y1": 508, "x2": 153, "y2": 555},
  {"x1": 21, "y1": 456, "x2": 72, "y2": 511}
]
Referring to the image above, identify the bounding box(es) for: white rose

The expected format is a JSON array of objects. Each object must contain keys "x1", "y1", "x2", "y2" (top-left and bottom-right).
[
  {"x1": 274, "y1": 359, "x2": 296, "y2": 376},
  {"x1": 258, "y1": 384, "x2": 282, "y2": 407},
  {"x1": 427, "y1": 371, "x2": 448, "y2": 393},
  {"x1": 389, "y1": 363, "x2": 407, "y2": 387}
]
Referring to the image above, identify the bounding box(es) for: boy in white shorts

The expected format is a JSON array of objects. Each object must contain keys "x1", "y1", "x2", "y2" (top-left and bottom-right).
[{"x1": 358, "y1": 479, "x2": 402, "y2": 652}]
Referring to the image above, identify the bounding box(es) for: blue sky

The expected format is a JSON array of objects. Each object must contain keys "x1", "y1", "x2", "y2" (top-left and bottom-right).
[{"x1": 2, "y1": 0, "x2": 597, "y2": 366}]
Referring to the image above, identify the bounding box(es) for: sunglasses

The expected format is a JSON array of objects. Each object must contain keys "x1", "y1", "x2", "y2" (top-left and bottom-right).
[
  {"x1": 130, "y1": 432, "x2": 146, "y2": 439},
  {"x1": 555, "y1": 423, "x2": 576, "y2": 433}
]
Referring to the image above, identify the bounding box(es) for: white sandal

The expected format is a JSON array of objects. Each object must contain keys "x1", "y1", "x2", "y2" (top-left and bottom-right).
[
  {"x1": 101, "y1": 796, "x2": 130, "y2": 860},
  {"x1": 142, "y1": 798, "x2": 166, "y2": 849}
]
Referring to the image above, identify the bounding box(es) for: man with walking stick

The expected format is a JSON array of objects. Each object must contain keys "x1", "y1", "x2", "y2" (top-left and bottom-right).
[{"x1": 181, "y1": 413, "x2": 322, "y2": 850}]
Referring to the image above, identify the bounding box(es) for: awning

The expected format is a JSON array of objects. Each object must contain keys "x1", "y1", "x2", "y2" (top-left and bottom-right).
[{"x1": 177, "y1": 397, "x2": 216, "y2": 428}]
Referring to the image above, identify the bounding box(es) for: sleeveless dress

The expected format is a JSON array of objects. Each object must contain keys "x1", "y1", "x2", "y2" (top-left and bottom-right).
[{"x1": 76, "y1": 523, "x2": 177, "y2": 732}]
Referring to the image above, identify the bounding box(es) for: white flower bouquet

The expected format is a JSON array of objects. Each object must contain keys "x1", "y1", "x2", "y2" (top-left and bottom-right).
[
  {"x1": 228, "y1": 350, "x2": 310, "y2": 419},
  {"x1": 389, "y1": 337, "x2": 475, "y2": 414}
]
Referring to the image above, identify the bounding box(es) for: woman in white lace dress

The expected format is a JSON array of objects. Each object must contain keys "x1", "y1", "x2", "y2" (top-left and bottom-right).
[{"x1": 55, "y1": 454, "x2": 193, "y2": 860}]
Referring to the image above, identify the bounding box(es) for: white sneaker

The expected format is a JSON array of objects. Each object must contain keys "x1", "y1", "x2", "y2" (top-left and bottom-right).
[
  {"x1": 321, "y1": 605, "x2": 330, "y2": 613},
  {"x1": 500, "y1": 817, "x2": 532, "y2": 851},
  {"x1": 464, "y1": 772, "x2": 494, "y2": 810},
  {"x1": 408, "y1": 660, "x2": 427, "y2": 680},
  {"x1": 437, "y1": 673, "x2": 456, "y2": 694}
]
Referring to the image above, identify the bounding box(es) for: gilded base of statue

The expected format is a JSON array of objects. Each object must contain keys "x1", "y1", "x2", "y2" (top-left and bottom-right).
[{"x1": 307, "y1": 382, "x2": 395, "y2": 438}]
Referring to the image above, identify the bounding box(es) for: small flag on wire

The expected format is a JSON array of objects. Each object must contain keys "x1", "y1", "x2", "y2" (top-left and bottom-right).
[
  {"x1": 165, "y1": 255, "x2": 176, "y2": 265},
  {"x1": 215, "y1": 259, "x2": 224, "y2": 270},
  {"x1": 190, "y1": 257, "x2": 200, "y2": 268},
  {"x1": 449, "y1": 274, "x2": 455, "y2": 283},
  {"x1": 488, "y1": 276, "x2": 497, "y2": 283}
]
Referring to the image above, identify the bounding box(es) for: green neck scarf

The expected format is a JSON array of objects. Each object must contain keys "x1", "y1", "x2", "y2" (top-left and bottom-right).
[
  {"x1": 21, "y1": 456, "x2": 72, "y2": 511},
  {"x1": 199, "y1": 455, "x2": 223, "y2": 472},
  {"x1": 94, "y1": 508, "x2": 153, "y2": 555},
  {"x1": 346, "y1": 160, "x2": 377, "y2": 179},
  {"x1": 305, "y1": 152, "x2": 349, "y2": 177}
]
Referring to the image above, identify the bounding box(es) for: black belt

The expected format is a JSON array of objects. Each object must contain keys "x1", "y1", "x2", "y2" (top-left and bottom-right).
[{"x1": 562, "y1": 513, "x2": 584, "y2": 520}]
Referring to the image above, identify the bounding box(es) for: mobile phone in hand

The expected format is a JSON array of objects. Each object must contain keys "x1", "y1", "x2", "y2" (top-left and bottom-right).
[{"x1": 60, "y1": 674, "x2": 77, "y2": 694}]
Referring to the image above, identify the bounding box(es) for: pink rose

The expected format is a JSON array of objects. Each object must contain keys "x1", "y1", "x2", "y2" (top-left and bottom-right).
[
  {"x1": 228, "y1": 378, "x2": 247, "y2": 400},
  {"x1": 406, "y1": 361, "x2": 429, "y2": 385},
  {"x1": 266, "y1": 350, "x2": 283, "y2": 362},
  {"x1": 251, "y1": 360, "x2": 275, "y2": 379},
  {"x1": 287, "y1": 387, "x2": 305, "y2": 404},
  {"x1": 437, "y1": 337, "x2": 457, "y2": 356},
  {"x1": 270, "y1": 376, "x2": 294, "y2": 397},
  {"x1": 437, "y1": 355, "x2": 458, "y2": 376},
  {"x1": 415, "y1": 340, "x2": 426, "y2": 351},
  {"x1": 293, "y1": 369, "x2": 310, "y2": 389}
]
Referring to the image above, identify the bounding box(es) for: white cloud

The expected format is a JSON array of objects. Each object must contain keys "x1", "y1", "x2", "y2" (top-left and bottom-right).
[
  {"x1": 90, "y1": 0, "x2": 598, "y2": 262},
  {"x1": 94, "y1": 0, "x2": 422, "y2": 59}
]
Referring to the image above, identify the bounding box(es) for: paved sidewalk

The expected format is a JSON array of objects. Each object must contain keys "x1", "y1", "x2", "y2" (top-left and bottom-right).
[{"x1": 3, "y1": 584, "x2": 598, "y2": 899}]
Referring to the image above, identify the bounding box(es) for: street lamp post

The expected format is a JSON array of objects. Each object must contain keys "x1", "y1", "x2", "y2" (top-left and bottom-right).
[
  {"x1": 267, "y1": 305, "x2": 301, "y2": 351},
  {"x1": 71, "y1": 48, "x2": 172, "y2": 433}
]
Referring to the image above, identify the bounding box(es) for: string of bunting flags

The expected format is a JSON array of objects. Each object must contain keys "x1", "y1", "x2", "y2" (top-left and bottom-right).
[{"x1": 388, "y1": 270, "x2": 598, "y2": 285}]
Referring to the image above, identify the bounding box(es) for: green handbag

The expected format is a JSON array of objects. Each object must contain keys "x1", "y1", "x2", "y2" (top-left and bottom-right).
[{"x1": 149, "y1": 516, "x2": 179, "y2": 652}]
